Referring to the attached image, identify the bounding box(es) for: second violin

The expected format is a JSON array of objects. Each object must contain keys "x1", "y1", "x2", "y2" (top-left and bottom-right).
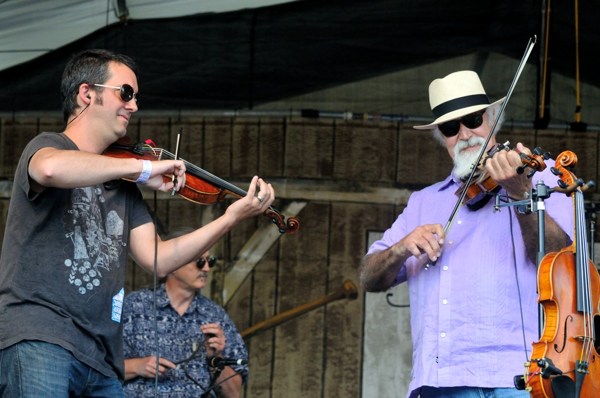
[{"x1": 521, "y1": 150, "x2": 600, "y2": 398}]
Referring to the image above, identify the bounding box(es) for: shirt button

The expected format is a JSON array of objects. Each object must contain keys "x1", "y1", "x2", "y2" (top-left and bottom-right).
[
  {"x1": 457, "y1": 220, "x2": 462, "y2": 225},
  {"x1": 448, "y1": 240, "x2": 453, "y2": 245},
  {"x1": 443, "y1": 266, "x2": 449, "y2": 271},
  {"x1": 442, "y1": 299, "x2": 448, "y2": 304},
  {"x1": 440, "y1": 332, "x2": 446, "y2": 338}
]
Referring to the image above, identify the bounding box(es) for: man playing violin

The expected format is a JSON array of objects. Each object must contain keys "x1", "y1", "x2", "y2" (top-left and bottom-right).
[
  {"x1": 0, "y1": 49, "x2": 272, "y2": 397},
  {"x1": 359, "y1": 70, "x2": 574, "y2": 398}
]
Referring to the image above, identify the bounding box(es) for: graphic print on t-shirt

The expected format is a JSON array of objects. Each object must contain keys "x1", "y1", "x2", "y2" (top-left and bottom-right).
[{"x1": 63, "y1": 186, "x2": 125, "y2": 295}]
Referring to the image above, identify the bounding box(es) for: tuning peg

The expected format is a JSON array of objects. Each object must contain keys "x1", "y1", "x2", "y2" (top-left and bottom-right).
[{"x1": 550, "y1": 167, "x2": 562, "y2": 176}]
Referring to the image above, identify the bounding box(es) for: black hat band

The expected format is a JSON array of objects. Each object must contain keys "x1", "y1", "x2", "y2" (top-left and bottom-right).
[{"x1": 431, "y1": 94, "x2": 490, "y2": 119}]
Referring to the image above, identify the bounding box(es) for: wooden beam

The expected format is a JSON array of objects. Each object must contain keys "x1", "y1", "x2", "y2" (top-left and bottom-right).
[
  {"x1": 4, "y1": 177, "x2": 600, "y2": 208},
  {"x1": 222, "y1": 201, "x2": 307, "y2": 306},
  {"x1": 1, "y1": 178, "x2": 411, "y2": 205},
  {"x1": 0, "y1": 180, "x2": 11, "y2": 198},
  {"x1": 139, "y1": 179, "x2": 414, "y2": 206}
]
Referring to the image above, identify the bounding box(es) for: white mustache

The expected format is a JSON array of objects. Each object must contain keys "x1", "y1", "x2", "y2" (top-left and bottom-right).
[
  {"x1": 454, "y1": 136, "x2": 485, "y2": 154},
  {"x1": 453, "y1": 136, "x2": 486, "y2": 179}
]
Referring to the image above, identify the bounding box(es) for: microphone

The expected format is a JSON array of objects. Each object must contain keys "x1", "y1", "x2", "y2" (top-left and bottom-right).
[{"x1": 207, "y1": 356, "x2": 247, "y2": 368}]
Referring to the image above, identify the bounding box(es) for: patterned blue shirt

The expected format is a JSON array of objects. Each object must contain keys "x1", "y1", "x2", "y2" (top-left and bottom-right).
[{"x1": 122, "y1": 284, "x2": 248, "y2": 397}]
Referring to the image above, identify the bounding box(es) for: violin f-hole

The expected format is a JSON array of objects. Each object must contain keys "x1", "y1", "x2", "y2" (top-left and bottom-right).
[{"x1": 554, "y1": 315, "x2": 574, "y2": 354}]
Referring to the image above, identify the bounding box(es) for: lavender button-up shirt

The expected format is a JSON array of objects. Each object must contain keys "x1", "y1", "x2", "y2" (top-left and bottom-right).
[{"x1": 367, "y1": 159, "x2": 574, "y2": 398}]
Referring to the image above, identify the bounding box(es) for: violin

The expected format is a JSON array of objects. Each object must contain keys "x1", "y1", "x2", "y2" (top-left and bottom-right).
[
  {"x1": 103, "y1": 138, "x2": 300, "y2": 234},
  {"x1": 457, "y1": 141, "x2": 551, "y2": 206},
  {"x1": 522, "y1": 150, "x2": 600, "y2": 398}
]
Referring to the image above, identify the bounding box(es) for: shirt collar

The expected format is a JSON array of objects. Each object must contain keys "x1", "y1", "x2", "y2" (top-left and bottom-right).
[
  {"x1": 156, "y1": 284, "x2": 171, "y2": 308},
  {"x1": 438, "y1": 174, "x2": 460, "y2": 192},
  {"x1": 158, "y1": 283, "x2": 202, "y2": 313}
]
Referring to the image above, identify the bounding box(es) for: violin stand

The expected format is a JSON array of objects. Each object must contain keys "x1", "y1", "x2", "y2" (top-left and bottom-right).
[
  {"x1": 494, "y1": 180, "x2": 576, "y2": 395},
  {"x1": 496, "y1": 179, "x2": 553, "y2": 327}
]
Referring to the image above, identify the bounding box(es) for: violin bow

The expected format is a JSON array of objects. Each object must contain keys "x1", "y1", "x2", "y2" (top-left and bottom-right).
[
  {"x1": 442, "y1": 35, "x2": 537, "y2": 238},
  {"x1": 171, "y1": 129, "x2": 182, "y2": 196},
  {"x1": 422, "y1": 36, "x2": 537, "y2": 270}
]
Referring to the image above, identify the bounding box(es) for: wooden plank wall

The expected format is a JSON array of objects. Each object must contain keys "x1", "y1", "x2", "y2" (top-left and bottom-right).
[{"x1": 0, "y1": 113, "x2": 599, "y2": 397}]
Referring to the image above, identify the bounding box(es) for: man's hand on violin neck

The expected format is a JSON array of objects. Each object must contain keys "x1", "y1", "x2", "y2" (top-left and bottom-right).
[
  {"x1": 484, "y1": 142, "x2": 533, "y2": 197},
  {"x1": 225, "y1": 176, "x2": 275, "y2": 220}
]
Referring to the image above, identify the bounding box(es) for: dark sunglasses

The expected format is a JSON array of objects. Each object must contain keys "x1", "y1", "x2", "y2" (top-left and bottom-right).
[
  {"x1": 438, "y1": 110, "x2": 485, "y2": 137},
  {"x1": 93, "y1": 83, "x2": 138, "y2": 103},
  {"x1": 196, "y1": 256, "x2": 217, "y2": 269}
]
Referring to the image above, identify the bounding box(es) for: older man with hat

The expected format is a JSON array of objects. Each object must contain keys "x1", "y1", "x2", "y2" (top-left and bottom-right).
[{"x1": 359, "y1": 71, "x2": 573, "y2": 398}]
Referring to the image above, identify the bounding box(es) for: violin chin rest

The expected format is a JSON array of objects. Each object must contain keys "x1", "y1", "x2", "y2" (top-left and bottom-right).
[{"x1": 551, "y1": 375, "x2": 575, "y2": 398}]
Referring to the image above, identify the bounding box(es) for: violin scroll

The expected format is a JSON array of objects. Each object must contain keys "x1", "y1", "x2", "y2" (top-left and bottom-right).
[
  {"x1": 266, "y1": 208, "x2": 300, "y2": 234},
  {"x1": 550, "y1": 151, "x2": 595, "y2": 195},
  {"x1": 517, "y1": 147, "x2": 551, "y2": 177}
]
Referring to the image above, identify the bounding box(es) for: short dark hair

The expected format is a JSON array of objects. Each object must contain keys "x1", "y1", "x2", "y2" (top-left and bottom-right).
[{"x1": 61, "y1": 49, "x2": 138, "y2": 122}]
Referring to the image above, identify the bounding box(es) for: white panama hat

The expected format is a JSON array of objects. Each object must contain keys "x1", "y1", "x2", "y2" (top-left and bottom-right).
[{"x1": 413, "y1": 70, "x2": 505, "y2": 130}]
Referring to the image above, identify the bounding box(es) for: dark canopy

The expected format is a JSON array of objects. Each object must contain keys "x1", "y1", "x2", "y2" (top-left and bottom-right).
[{"x1": 0, "y1": 0, "x2": 598, "y2": 127}]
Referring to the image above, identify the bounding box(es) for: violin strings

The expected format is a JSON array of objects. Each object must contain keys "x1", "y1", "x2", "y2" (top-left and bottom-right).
[
  {"x1": 136, "y1": 145, "x2": 293, "y2": 232},
  {"x1": 575, "y1": 187, "x2": 593, "y2": 364},
  {"x1": 580, "y1": 190, "x2": 592, "y2": 362},
  {"x1": 150, "y1": 147, "x2": 248, "y2": 197},
  {"x1": 143, "y1": 143, "x2": 159, "y2": 157}
]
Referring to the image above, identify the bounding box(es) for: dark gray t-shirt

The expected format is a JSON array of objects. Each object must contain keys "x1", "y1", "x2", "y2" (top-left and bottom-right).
[{"x1": 0, "y1": 132, "x2": 152, "y2": 380}]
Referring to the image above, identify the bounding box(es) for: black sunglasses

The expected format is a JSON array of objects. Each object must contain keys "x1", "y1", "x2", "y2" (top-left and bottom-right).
[
  {"x1": 438, "y1": 110, "x2": 485, "y2": 137},
  {"x1": 93, "y1": 83, "x2": 138, "y2": 103},
  {"x1": 196, "y1": 256, "x2": 217, "y2": 269}
]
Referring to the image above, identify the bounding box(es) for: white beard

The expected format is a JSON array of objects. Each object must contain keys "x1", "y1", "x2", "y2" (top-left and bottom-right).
[{"x1": 452, "y1": 136, "x2": 486, "y2": 179}]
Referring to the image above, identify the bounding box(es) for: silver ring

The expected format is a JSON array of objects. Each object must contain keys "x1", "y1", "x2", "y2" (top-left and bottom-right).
[{"x1": 256, "y1": 196, "x2": 264, "y2": 203}]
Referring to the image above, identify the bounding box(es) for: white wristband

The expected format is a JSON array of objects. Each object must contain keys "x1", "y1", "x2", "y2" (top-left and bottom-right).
[{"x1": 135, "y1": 160, "x2": 152, "y2": 184}]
